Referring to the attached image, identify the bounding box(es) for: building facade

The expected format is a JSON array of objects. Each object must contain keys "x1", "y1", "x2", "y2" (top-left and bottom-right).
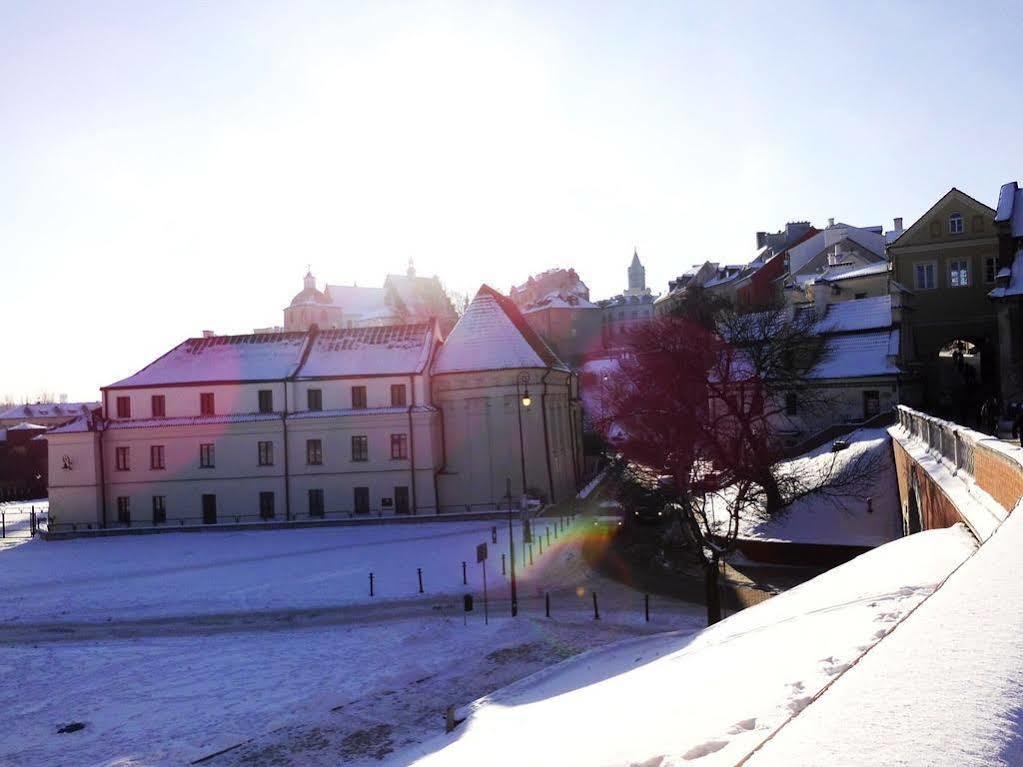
[{"x1": 46, "y1": 287, "x2": 582, "y2": 531}]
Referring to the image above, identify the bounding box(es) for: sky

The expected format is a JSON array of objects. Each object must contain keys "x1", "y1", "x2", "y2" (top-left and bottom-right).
[{"x1": 2, "y1": 0, "x2": 1022, "y2": 401}]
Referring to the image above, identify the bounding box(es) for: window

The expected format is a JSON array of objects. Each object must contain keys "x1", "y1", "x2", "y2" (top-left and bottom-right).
[
  {"x1": 259, "y1": 491, "x2": 275, "y2": 520},
  {"x1": 116, "y1": 396, "x2": 131, "y2": 418},
  {"x1": 390, "y1": 433, "x2": 408, "y2": 460},
  {"x1": 864, "y1": 390, "x2": 881, "y2": 419},
  {"x1": 309, "y1": 488, "x2": 325, "y2": 518},
  {"x1": 854, "y1": 292, "x2": 867, "y2": 300},
  {"x1": 150, "y1": 445, "x2": 165, "y2": 470},
  {"x1": 151, "y1": 395, "x2": 165, "y2": 418},
  {"x1": 985, "y1": 256, "x2": 998, "y2": 284},
  {"x1": 351, "y1": 385, "x2": 367, "y2": 409},
  {"x1": 785, "y1": 393, "x2": 798, "y2": 416},
  {"x1": 200, "y1": 392, "x2": 215, "y2": 416},
  {"x1": 200, "y1": 443, "x2": 215, "y2": 468},
  {"x1": 306, "y1": 438, "x2": 323, "y2": 465},
  {"x1": 152, "y1": 495, "x2": 166, "y2": 524},
  {"x1": 390, "y1": 384, "x2": 407, "y2": 407},
  {"x1": 394, "y1": 486, "x2": 410, "y2": 515},
  {"x1": 257, "y1": 440, "x2": 274, "y2": 466},
  {"x1": 949, "y1": 259, "x2": 969, "y2": 288},
  {"x1": 117, "y1": 496, "x2": 130, "y2": 525},
  {"x1": 258, "y1": 389, "x2": 273, "y2": 413},
  {"x1": 949, "y1": 213, "x2": 963, "y2": 234},
  {"x1": 914, "y1": 262, "x2": 936, "y2": 290},
  {"x1": 115, "y1": 446, "x2": 130, "y2": 471},
  {"x1": 307, "y1": 388, "x2": 323, "y2": 411},
  {"x1": 354, "y1": 486, "x2": 370, "y2": 515},
  {"x1": 351, "y1": 435, "x2": 368, "y2": 462}
]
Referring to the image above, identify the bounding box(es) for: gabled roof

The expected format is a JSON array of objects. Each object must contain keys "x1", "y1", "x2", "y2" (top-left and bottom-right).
[
  {"x1": 108, "y1": 332, "x2": 310, "y2": 388},
  {"x1": 888, "y1": 187, "x2": 996, "y2": 247},
  {"x1": 0, "y1": 402, "x2": 99, "y2": 421},
  {"x1": 432, "y1": 285, "x2": 568, "y2": 374},
  {"x1": 994, "y1": 181, "x2": 1023, "y2": 238},
  {"x1": 297, "y1": 322, "x2": 437, "y2": 378},
  {"x1": 817, "y1": 261, "x2": 891, "y2": 282},
  {"x1": 521, "y1": 290, "x2": 599, "y2": 313},
  {"x1": 811, "y1": 330, "x2": 900, "y2": 379},
  {"x1": 815, "y1": 295, "x2": 892, "y2": 334}
]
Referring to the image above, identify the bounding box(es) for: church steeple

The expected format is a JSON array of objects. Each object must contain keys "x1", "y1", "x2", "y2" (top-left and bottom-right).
[
  {"x1": 628, "y1": 247, "x2": 645, "y2": 291},
  {"x1": 304, "y1": 268, "x2": 316, "y2": 291},
  {"x1": 407, "y1": 257, "x2": 416, "y2": 278}
]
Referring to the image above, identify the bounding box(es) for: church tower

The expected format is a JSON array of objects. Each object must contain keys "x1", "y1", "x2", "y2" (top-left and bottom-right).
[{"x1": 627, "y1": 248, "x2": 646, "y2": 292}]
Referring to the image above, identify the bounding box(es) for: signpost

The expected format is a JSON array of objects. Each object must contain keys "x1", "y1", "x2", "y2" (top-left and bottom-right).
[{"x1": 476, "y1": 542, "x2": 489, "y2": 625}]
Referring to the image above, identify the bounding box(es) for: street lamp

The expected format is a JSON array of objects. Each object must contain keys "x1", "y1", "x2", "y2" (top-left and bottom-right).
[{"x1": 516, "y1": 372, "x2": 531, "y2": 494}]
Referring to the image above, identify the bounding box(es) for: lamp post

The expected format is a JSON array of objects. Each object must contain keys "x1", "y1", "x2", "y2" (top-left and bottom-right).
[{"x1": 510, "y1": 373, "x2": 532, "y2": 618}]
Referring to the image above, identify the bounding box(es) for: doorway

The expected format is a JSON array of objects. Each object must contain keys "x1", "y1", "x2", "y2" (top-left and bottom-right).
[{"x1": 202, "y1": 494, "x2": 217, "y2": 525}]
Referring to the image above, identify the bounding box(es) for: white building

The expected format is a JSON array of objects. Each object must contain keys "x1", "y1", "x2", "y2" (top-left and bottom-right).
[{"x1": 46, "y1": 287, "x2": 582, "y2": 531}]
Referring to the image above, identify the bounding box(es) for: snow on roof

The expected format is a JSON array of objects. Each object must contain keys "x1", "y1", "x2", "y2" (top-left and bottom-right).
[
  {"x1": 812, "y1": 330, "x2": 900, "y2": 379},
  {"x1": 815, "y1": 295, "x2": 892, "y2": 333},
  {"x1": 108, "y1": 332, "x2": 309, "y2": 388},
  {"x1": 324, "y1": 284, "x2": 388, "y2": 316},
  {"x1": 432, "y1": 286, "x2": 568, "y2": 374},
  {"x1": 298, "y1": 323, "x2": 435, "y2": 378},
  {"x1": 711, "y1": 429, "x2": 902, "y2": 547},
  {"x1": 819, "y1": 260, "x2": 891, "y2": 282},
  {"x1": 786, "y1": 226, "x2": 887, "y2": 276},
  {"x1": 7, "y1": 421, "x2": 47, "y2": 431},
  {"x1": 0, "y1": 402, "x2": 99, "y2": 421},
  {"x1": 989, "y1": 249, "x2": 1023, "y2": 299},
  {"x1": 46, "y1": 415, "x2": 96, "y2": 434},
  {"x1": 994, "y1": 181, "x2": 1023, "y2": 237},
  {"x1": 397, "y1": 524, "x2": 977, "y2": 767},
  {"x1": 521, "y1": 291, "x2": 599, "y2": 313},
  {"x1": 747, "y1": 505, "x2": 1023, "y2": 767}
]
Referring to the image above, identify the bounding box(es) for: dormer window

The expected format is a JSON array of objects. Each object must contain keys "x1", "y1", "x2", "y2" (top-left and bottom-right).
[{"x1": 949, "y1": 213, "x2": 964, "y2": 235}]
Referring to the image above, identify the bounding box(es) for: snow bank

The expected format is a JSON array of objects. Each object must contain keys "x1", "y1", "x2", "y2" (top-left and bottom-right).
[{"x1": 391, "y1": 524, "x2": 977, "y2": 767}]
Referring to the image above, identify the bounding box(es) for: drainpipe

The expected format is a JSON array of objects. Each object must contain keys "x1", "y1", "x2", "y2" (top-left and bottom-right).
[
  {"x1": 97, "y1": 417, "x2": 107, "y2": 529},
  {"x1": 540, "y1": 369, "x2": 556, "y2": 504},
  {"x1": 408, "y1": 373, "x2": 418, "y2": 515},
  {"x1": 431, "y1": 376, "x2": 447, "y2": 515}
]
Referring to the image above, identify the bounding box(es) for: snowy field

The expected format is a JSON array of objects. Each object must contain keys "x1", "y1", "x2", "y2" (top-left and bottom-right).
[
  {"x1": 393, "y1": 524, "x2": 978, "y2": 767},
  {"x1": 0, "y1": 520, "x2": 705, "y2": 766}
]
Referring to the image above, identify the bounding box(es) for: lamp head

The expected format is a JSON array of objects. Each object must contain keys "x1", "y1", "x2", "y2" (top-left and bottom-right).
[{"x1": 521, "y1": 388, "x2": 532, "y2": 408}]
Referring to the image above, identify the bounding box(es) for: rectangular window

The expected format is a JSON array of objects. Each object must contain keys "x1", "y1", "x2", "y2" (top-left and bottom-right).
[
  {"x1": 949, "y1": 214, "x2": 964, "y2": 234},
  {"x1": 354, "y1": 486, "x2": 370, "y2": 515},
  {"x1": 115, "y1": 446, "x2": 130, "y2": 471},
  {"x1": 394, "y1": 486, "x2": 410, "y2": 515},
  {"x1": 306, "y1": 438, "x2": 323, "y2": 465},
  {"x1": 117, "y1": 496, "x2": 130, "y2": 525},
  {"x1": 150, "y1": 445, "x2": 165, "y2": 470},
  {"x1": 307, "y1": 388, "x2": 323, "y2": 411},
  {"x1": 390, "y1": 433, "x2": 408, "y2": 460},
  {"x1": 152, "y1": 495, "x2": 166, "y2": 524},
  {"x1": 949, "y1": 259, "x2": 969, "y2": 288},
  {"x1": 151, "y1": 395, "x2": 165, "y2": 418},
  {"x1": 914, "y1": 262, "x2": 936, "y2": 290},
  {"x1": 257, "y1": 440, "x2": 274, "y2": 466},
  {"x1": 864, "y1": 390, "x2": 881, "y2": 419},
  {"x1": 200, "y1": 443, "x2": 215, "y2": 468},
  {"x1": 258, "y1": 389, "x2": 274, "y2": 413},
  {"x1": 200, "y1": 392, "x2": 215, "y2": 416},
  {"x1": 985, "y1": 256, "x2": 997, "y2": 284},
  {"x1": 116, "y1": 396, "x2": 131, "y2": 419},
  {"x1": 309, "y1": 488, "x2": 325, "y2": 518},
  {"x1": 351, "y1": 385, "x2": 367, "y2": 409},
  {"x1": 390, "y1": 384, "x2": 407, "y2": 407},
  {"x1": 785, "y1": 393, "x2": 798, "y2": 417},
  {"x1": 259, "y1": 491, "x2": 275, "y2": 520},
  {"x1": 351, "y1": 435, "x2": 368, "y2": 462}
]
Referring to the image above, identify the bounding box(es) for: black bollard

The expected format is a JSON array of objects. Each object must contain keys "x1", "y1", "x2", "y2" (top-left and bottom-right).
[
  {"x1": 645, "y1": 593, "x2": 650, "y2": 623},
  {"x1": 528, "y1": 543, "x2": 533, "y2": 566},
  {"x1": 491, "y1": 526, "x2": 497, "y2": 544},
  {"x1": 545, "y1": 592, "x2": 550, "y2": 618},
  {"x1": 1, "y1": 512, "x2": 4, "y2": 539},
  {"x1": 369, "y1": 572, "x2": 375, "y2": 597},
  {"x1": 501, "y1": 552, "x2": 506, "y2": 575},
  {"x1": 462, "y1": 561, "x2": 467, "y2": 585},
  {"x1": 592, "y1": 591, "x2": 600, "y2": 620},
  {"x1": 546, "y1": 527, "x2": 551, "y2": 546},
  {"x1": 418, "y1": 567, "x2": 424, "y2": 594},
  {"x1": 539, "y1": 536, "x2": 543, "y2": 555}
]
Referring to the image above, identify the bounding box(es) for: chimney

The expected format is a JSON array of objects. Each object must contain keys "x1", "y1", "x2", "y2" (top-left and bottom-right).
[
  {"x1": 756, "y1": 231, "x2": 767, "y2": 249},
  {"x1": 894, "y1": 217, "x2": 903, "y2": 231},
  {"x1": 202, "y1": 330, "x2": 215, "y2": 338},
  {"x1": 827, "y1": 217, "x2": 835, "y2": 227}
]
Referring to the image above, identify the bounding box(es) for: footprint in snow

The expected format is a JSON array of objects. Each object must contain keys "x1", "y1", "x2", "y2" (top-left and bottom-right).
[
  {"x1": 682, "y1": 740, "x2": 728, "y2": 760},
  {"x1": 728, "y1": 718, "x2": 757, "y2": 734}
]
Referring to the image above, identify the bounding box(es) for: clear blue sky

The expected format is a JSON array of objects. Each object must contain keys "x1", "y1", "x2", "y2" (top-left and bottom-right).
[{"x1": 2, "y1": 0, "x2": 1021, "y2": 401}]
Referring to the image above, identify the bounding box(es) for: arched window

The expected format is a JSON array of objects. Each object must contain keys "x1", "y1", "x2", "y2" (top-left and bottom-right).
[{"x1": 949, "y1": 213, "x2": 963, "y2": 235}]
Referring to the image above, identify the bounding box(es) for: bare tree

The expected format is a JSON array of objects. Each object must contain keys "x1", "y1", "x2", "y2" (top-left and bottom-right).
[{"x1": 600, "y1": 297, "x2": 878, "y2": 624}]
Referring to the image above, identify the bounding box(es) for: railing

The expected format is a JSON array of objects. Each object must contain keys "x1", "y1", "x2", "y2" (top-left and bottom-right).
[{"x1": 897, "y1": 405, "x2": 976, "y2": 478}]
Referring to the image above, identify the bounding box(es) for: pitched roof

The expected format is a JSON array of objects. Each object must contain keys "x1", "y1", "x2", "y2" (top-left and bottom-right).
[
  {"x1": 816, "y1": 295, "x2": 893, "y2": 334},
  {"x1": 811, "y1": 330, "x2": 900, "y2": 379},
  {"x1": 818, "y1": 261, "x2": 891, "y2": 282},
  {"x1": 888, "y1": 187, "x2": 997, "y2": 247},
  {"x1": 0, "y1": 402, "x2": 99, "y2": 421},
  {"x1": 297, "y1": 323, "x2": 436, "y2": 378},
  {"x1": 108, "y1": 332, "x2": 310, "y2": 387},
  {"x1": 521, "y1": 290, "x2": 599, "y2": 313},
  {"x1": 432, "y1": 285, "x2": 568, "y2": 374},
  {"x1": 994, "y1": 181, "x2": 1023, "y2": 238}
]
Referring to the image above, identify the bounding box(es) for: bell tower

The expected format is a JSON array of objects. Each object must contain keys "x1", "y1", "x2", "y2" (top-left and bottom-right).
[{"x1": 628, "y1": 248, "x2": 645, "y2": 292}]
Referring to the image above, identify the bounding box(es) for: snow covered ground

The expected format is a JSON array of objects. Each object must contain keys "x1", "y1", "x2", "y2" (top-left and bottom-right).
[
  {"x1": 0, "y1": 520, "x2": 705, "y2": 766},
  {"x1": 392, "y1": 524, "x2": 977, "y2": 767},
  {"x1": 0, "y1": 499, "x2": 47, "y2": 550}
]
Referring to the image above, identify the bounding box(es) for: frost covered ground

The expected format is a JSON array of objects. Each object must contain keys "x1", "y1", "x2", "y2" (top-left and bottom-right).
[
  {"x1": 0, "y1": 520, "x2": 704, "y2": 766},
  {"x1": 393, "y1": 524, "x2": 979, "y2": 767}
]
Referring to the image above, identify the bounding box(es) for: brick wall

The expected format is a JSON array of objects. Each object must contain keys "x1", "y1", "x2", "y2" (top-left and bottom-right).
[
  {"x1": 892, "y1": 438, "x2": 969, "y2": 533},
  {"x1": 973, "y1": 445, "x2": 1023, "y2": 513}
]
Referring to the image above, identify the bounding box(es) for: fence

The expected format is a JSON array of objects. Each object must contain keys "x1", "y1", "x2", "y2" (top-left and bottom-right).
[
  {"x1": 897, "y1": 405, "x2": 977, "y2": 478},
  {"x1": 0, "y1": 503, "x2": 48, "y2": 541}
]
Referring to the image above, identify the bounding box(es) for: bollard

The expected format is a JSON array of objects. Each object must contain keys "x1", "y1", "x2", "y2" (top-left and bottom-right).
[
  {"x1": 546, "y1": 527, "x2": 551, "y2": 546},
  {"x1": 1, "y1": 512, "x2": 4, "y2": 539},
  {"x1": 369, "y1": 572, "x2": 375, "y2": 597},
  {"x1": 545, "y1": 592, "x2": 550, "y2": 618},
  {"x1": 491, "y1": 526, "x2": 497, "y2": 544},
  {"x1": 418, "y1": 567, "x2": 424, "y2": 594},
  {"x1": 462, "y1": 561, "x2": 467, "y2": 585},
  {"x1": 645, "y1": 593, "x2": 650, "y2": 623},
  {"x1": 592, "y1": 591, "x2": 600, "y2": 620},
  {"x1": 501, "y1": 552, "x2": 506, "y2": 575},
  {"x1": 538, "y1": 536, "x2": 543, "y2": 555},
  {"x1": 528, "y1": 543, "x2": 533, "y2": 566},
  {"x1": 30, "y1": 509, "x2": 36, "y2": 536},
  {"x1": 445, "y1": 705, "x2": 456, "y2": 733}
]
